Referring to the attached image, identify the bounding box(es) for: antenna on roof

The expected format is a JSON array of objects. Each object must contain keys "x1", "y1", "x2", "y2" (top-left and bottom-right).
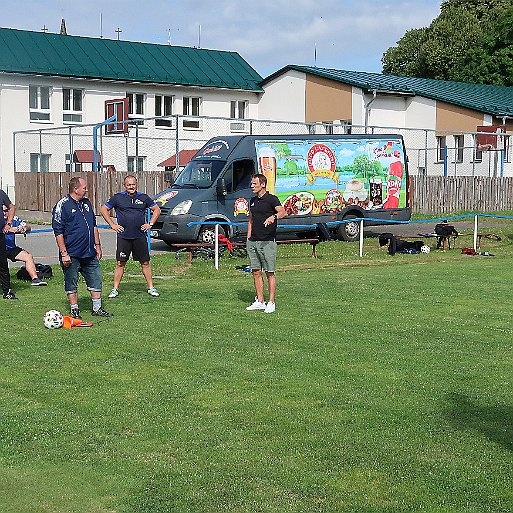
[
  {"x1": 198, "y1": 24, "x2": 201, "y2": 48},
  {"x1": 314, "y1": 43, "x2": 317, "y2": 67},
  {"x1": 60, "y1": 18, "x2": 67, "y2": 35},
  {"x1": 167, "y1": 27, "x2": 179, "y2": 45},
  {"x1": 115, "y1": 27, "x2": 122, "y2": 40},
  {"x1": 100, "y1": 13, "x2": 103, "y2": 39},
  {"x1": 41, "y1": 25, "x2": 48, "y2": 33}
]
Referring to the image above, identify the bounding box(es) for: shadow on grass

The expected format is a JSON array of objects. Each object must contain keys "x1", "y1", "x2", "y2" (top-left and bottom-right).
[
  {"x1": 237, "y1": 288, "x2": 257, "y2": 305},
  {"x1": 445, "y1": 392, "x2": 513, "y2": 451}
]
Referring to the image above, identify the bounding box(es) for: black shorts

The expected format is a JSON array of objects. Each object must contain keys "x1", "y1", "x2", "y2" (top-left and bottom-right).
[
  {"x1": 116, "y1": 237, "x2": 150, "y2": 262},
  {"x1": 6, "y1": 246, "x2": 23, "y2": 262}
]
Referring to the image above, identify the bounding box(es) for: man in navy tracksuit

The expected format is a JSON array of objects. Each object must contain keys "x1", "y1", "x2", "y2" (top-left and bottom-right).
[
  {"x1": 52, "y1": 177, "x2": 112, "y2": 319},
  {"x1": 100, "y1": 175, "x2": 161, "y2": 298}
]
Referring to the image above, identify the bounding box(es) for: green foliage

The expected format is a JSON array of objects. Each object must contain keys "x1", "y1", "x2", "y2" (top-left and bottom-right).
[
  {"x1": 350, "y1": 154, "x2": 375, "y2": 180},
  {"x1": 1, "y1": 227, "x2": 513, "y2": 512},
  {"x1": 272, "y1": 144, "x2": 292, "y2": 160},
  {"x1": 382, "y1": 0, "x2": 513, "y2": 85}
]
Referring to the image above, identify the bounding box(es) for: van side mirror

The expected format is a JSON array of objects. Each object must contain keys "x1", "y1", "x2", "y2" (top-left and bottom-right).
[{"x1": 216, "y1": 178, "x2": 227, "y2": 196}]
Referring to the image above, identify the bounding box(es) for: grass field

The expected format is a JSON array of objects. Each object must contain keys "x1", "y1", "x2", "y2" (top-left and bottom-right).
[{"x1": 1, "y1": 226, "x2": 512, "y2": 513}]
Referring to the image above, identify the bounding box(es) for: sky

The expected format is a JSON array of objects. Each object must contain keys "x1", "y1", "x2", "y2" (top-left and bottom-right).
[{"x1": 0, "y1": 0, "x2": 443, "y2": 78}]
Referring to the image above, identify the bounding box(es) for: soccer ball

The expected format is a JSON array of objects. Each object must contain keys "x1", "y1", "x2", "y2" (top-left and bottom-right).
[
  {"x1": 420, "y1": 245, "x2": 431, "y2": 254},
  {"x1": 44, "y1": 310, "x2": 64, "y2": 329}
]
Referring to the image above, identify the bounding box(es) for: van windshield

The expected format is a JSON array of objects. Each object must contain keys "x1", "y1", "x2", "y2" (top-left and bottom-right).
[{"x1": 174, "y1": 160, "x2": 226, "y2": 188}]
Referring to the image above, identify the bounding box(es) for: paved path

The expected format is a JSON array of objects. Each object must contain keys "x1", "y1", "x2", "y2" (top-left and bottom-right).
[
  {"x1": 14, "y1": 211, "x2": 510, "y2": 266},
  {"x1": 12, "y1": 211, "x2": 171, "y2": 266}
]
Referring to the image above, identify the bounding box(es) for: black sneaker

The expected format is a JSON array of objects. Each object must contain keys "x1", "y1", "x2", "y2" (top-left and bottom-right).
[
  {"x1": 31, "y1": 278, "x2": 48, "y2": 286},
  {"x1": 92, "y1": 307, "x2": 113, "y2": 317},
  {"x1": 3, "y1": 289, "x2": 17, "y2": 300},
  {"x1": 71, "y1": 308, "x2": 82, "y2": 319}
]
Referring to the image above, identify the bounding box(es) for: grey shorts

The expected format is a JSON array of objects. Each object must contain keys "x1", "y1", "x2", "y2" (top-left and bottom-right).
[{"x1": 246, "y1": 239, "x2": 277, "y2": 273}]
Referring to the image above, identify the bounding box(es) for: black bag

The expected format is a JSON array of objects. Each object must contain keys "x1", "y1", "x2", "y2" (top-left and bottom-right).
[
  {"x1": 16, "y1": 263, "x2": 53, "y2": 281},
  {"x1": 435, "y1": 223, "x2": 458, "y2": 237},
  {"x1": 316, "y1": 222, "x2": 331, "y2": 242}
]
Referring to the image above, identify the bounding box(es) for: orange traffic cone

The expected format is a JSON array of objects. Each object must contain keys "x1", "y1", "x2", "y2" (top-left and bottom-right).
[{"x1": 62, "y1": 316, "x2": 93, "y2": 329}]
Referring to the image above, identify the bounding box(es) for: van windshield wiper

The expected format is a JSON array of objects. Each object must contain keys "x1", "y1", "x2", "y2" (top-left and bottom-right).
[{"x1": 182, "y1": 183, "x2": 201, "y2": 189}]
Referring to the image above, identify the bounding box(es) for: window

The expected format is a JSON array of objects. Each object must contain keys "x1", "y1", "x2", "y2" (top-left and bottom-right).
[
  {"x1": 29, "y1": 85, "x2": 51, "y2": 121},
  {"x1": 339, "y1": 120, "x2": 352, "y2": 134},
  {"x1": 454, "y1": 135, "x2": 464, "y2": 163},
  {"x1": 127, "y1": 92, "x2": 145, "y2": 125},
  {"x1": 436, "y1": 136, "x2": 447, "y2": 162},
  {"x1": 473, "y1": 136, "x2": 483, "y2": 162},
  {"x1": 128, "y1": 156, "x2": 145, "y2": 172},
  {"x1": 504, "y1": 135, "x2": 510, "y2": 163},
  {"x1": 155, "y1": 95, "x2": 173, "y2": 127},
  {"x1": 183, "y1": 96, "x2": 201, "y2": 128},
  {"x1": 30, "y1": 153, "x2": 50, "y2": 172},
  {"x1": 65, "y1": 153, "x2": 82, "y2": 173},
  {"x1": 63, "y1": 88, "x2": 83, "y2": 122},
  {"x1": 323, "y1": 121, "x2": 334, "y2": 135},
  {"x1": 224, "y1": 159, "x2": 255, "y2": 193},
  {"x1": 230, "y1": 100, "x2": 247, "y2": 119}
]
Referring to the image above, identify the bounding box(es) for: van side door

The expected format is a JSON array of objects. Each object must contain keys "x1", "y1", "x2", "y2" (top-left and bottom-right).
[{"x1": 218, "y1": 159, "x2": 255, "y2": 238}]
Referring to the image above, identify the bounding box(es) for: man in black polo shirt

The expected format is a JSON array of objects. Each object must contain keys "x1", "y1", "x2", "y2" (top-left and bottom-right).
[
  {"x1": 246, "y1": 174, "x2": 286, "y2": 314},
  {"x1": 101, "y1": 175, "x2": 161, "y2": 298}
]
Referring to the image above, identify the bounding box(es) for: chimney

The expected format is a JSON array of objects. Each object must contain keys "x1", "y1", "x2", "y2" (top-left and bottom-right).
[{"x1": 60, "y1": 18, "x2": 67, "y2": 35}]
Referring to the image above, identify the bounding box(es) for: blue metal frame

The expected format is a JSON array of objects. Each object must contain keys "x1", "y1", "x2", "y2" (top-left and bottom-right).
[{"x1": 93, "y1": 114, "x2": 116, "y2": 172}]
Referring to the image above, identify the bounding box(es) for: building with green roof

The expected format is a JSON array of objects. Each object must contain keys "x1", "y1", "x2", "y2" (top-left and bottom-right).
[
  {"x1": 258, "y1": 65, "x2": 513, "y2": 177},
  {"x1": 0, "y1": 26, "x2": 263, "y2": 188}
]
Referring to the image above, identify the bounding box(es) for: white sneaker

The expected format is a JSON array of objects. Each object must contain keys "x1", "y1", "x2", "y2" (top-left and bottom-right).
[
  {"x1": 108, "y1": 288, "x2": 118, "y2": 298},
  {"x1": 148, "y1": 287, "x2": 160, "y2": 297},
  {"x1": 264, "y1": 302, "x2": 276, "y2": 314},
  {"x1": 246, "y1": 299, "x2": 266, "y2": 311}
]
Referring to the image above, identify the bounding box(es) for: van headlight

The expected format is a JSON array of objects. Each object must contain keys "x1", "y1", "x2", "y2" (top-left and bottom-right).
[{"x1": 171, "y1": 200, "x2": 192, "y2": 215}]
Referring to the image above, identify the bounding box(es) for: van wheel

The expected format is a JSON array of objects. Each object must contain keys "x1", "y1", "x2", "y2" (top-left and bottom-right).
[
  {"x1": 337, "y1": 215, "x2": 360, "y2": 241},
  {"x1": 198, "y1": 224, "x2": 225, "y2": 244}
]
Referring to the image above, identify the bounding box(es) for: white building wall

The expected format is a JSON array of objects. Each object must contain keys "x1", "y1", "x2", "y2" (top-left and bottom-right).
[
  {"x1": 258, "y1": 70, "x2": 306, "y2": 121},
  {"x1": 0, "y1": 72, "x2": 261, "y2": 196},
  {"x1": 366, "y1": 96, "x2": 407, "y2": 128},
  {"x1": 405, "y1": 96, "x2": 436, "y2": 130},
  {"x1": 351, "y1": 88, "x2": 365, "y2": 126}
]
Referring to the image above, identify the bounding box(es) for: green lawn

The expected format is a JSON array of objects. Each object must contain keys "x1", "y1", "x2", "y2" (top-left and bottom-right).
[{"x1": 1, "y1": 230, "x2": 512, "y2": 512}]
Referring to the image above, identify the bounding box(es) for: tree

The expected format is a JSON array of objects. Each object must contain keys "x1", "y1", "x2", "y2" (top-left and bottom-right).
[{"x1": 382, "y1": 0, "x2": 513, "y2": 85}]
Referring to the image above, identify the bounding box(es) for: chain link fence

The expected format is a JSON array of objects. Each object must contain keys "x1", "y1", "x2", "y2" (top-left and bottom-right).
[{"x1": 14, "y1": 115, "x2": 512, "y2": 178}]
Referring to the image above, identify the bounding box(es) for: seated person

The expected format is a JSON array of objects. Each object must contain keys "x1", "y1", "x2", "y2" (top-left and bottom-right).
[{"x1": 2, "y1": 206, "x2": 47, "y2": 286}]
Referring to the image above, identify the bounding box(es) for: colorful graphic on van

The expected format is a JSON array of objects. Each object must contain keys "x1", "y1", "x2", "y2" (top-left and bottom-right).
[
  {"x1": 234, "y1": 198, "x2": 250, "y2": 217},
  {"x1": 254, "y1": 138, "x2": 407, "y2": 214},
  {"x1": 155, "y1": 190, "x2": 178, "y2": 206}
]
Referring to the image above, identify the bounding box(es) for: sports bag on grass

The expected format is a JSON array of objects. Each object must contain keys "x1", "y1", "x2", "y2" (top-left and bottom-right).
[{"x1": 16, "y1": 263, "x2": 53, "y2": 281}]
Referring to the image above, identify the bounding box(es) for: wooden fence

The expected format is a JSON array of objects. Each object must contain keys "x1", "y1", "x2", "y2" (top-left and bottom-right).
[
  {"x1": 14, "y1": 172, "x2": 169, "y2": 213},
  {"x1": 410, "y1": 176, "x2": 513, "y2": 213},
  {"x1": 13, "y1": 172, "x2": 513, "y2": 215}
]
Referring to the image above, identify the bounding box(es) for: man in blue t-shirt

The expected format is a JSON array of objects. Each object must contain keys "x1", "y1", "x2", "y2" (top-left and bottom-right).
[{"x1": 100, "y1": 175, "x2": 161, "y2": 298}]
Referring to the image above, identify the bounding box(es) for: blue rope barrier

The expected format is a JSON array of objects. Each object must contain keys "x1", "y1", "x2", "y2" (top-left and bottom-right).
[
  {"x1": 186, "y1": 212, "x2": 513, "y2": 231},
  {"x1": 29, "y1": 223, "x2": 112, "y2": 234},
  {"x1": 23, "y1": 213, "x2": 513, "y2": 235}
]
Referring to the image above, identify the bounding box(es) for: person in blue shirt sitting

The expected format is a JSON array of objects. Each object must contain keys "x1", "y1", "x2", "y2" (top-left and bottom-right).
[{"x1": 2, "y1": 205, "x2": 47, "y2": 286}]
